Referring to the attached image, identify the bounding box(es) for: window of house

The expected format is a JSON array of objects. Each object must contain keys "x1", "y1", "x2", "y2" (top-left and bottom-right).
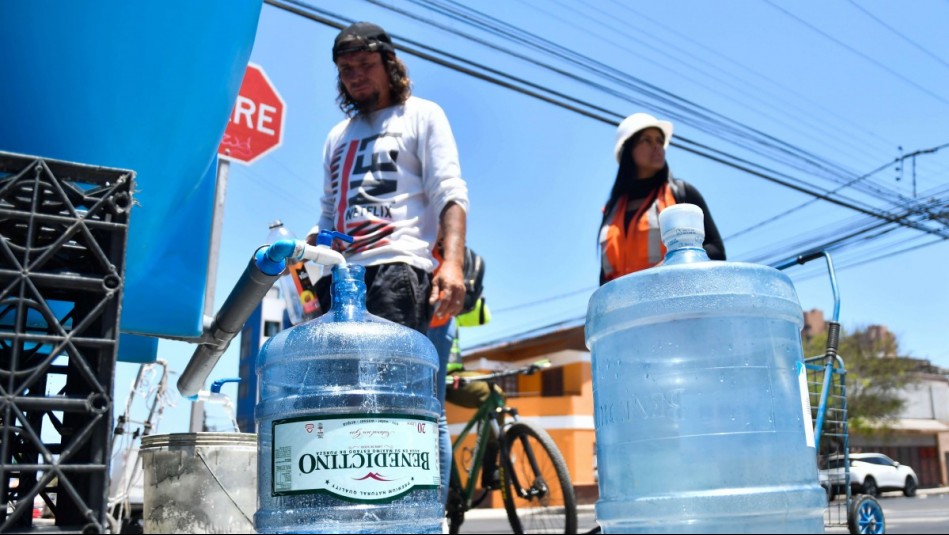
[
  {"x1": 495, "y1": 374, "x2": 519, "y2": 397},
  {"x1": 541, "y1": 367, "x2": 564, "y2": 397}
]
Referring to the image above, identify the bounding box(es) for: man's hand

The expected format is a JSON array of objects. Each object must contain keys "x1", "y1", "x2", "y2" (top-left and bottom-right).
[
  {"x1": 430, "y1": 202, "x2": 466, "y2": 319},
  {"x1": 431, "y1": 260, "x2": 465, "y2": 319}
]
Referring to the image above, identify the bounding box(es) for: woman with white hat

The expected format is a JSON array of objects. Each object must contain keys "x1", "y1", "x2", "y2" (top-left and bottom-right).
[{"x1": 598, "y1": 112, "x2": 725, "y2": 285}]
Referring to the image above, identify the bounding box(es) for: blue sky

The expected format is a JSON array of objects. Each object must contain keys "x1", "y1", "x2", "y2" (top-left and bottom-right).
[{"x1": 119, "y1": 0, "x2": 949, "y2": 433}]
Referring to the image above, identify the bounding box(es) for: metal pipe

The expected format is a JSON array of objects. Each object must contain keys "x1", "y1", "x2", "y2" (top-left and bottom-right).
[
  {"x1": 177, "y1": 234, "x2": 347, "y2": 398},
  {"x1": 177, "y1": 250, "x2": 279, "y2": 398}
]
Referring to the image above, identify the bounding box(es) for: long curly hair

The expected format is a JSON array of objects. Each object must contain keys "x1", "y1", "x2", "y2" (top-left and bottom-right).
[{"x1": 336, "y1": 52, "x2": 412, "y2": 117}]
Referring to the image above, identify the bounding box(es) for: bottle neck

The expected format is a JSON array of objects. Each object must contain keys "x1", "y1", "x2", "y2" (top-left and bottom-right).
[
  {"x1": 661, "y1": 223, "x2": 709, "y2": 266},
  {"x1": 329, "y1": 263, "x2": 366, "y2": 320},
  {"x1": 663, "y1": 245, "x2": 710, "y2": 266}
]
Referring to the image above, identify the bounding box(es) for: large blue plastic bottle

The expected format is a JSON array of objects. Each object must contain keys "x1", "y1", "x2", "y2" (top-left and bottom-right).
[
  {"x1": 586, "y1": 204, "x2": 825, "y2": 534},
  {"x1": 255, "y1": 264, "x2": 442, "y2": 534}
]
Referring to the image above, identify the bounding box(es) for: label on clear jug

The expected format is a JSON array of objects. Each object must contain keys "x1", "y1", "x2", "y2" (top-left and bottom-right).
[
  {"x1": 797, "y1": 362, "x2": 815, "y2": 448},
  {"x1": 662, "y1": 226, "x2": 703, "y2": 250},
  {"x1": 271, "y1": 414, "x2": 439, "y2": 501}
]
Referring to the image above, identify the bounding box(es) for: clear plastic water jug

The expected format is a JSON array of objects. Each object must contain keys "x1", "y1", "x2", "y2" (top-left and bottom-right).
[
  {"x1": 585, "y1": 204, "x2": 824, "y2": 534},
  {"x1": 255, "y1": 264, "x2": 442, "y2": 534}
]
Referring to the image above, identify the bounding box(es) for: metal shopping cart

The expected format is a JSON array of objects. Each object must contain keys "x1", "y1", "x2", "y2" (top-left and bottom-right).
[{"x1": 777, "y1": 251, "x2": 885, "y2": 535}]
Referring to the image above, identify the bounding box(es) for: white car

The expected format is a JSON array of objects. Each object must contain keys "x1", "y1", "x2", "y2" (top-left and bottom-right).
[{"x1": 819, "y1": 452, "x2": 918, "y2": 498}]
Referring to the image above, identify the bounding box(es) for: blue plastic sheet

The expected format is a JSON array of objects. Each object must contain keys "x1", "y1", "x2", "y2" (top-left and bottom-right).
[{"x1": 0, "y1": 1, "x2": 263, "y2": 347}]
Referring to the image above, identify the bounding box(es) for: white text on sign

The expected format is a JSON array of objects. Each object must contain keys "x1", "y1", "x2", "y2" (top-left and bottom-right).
[{"x1": 233, "y1": 95, "x2": 278, "y2": 136}]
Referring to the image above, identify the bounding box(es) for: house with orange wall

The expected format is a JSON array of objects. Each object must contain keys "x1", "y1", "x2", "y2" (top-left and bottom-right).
[{"x1": 445, "y1": 319, "x2": 599, "y2": 506}]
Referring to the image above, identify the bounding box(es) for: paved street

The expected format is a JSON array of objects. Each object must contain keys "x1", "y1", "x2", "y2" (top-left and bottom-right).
[
  {"x1": 459, "y1": 504, "x2": 598, "y2": 534},
  {"x1": 850, "y1": 490, "x2": 949, "y2": 535},
  {"x1": 460, "y1": 487, "x2": 949, "y2": 534}
]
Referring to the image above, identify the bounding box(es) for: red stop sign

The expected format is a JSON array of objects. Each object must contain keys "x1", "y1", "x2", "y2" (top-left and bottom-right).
[{"x1": 218, "y1": 63, "x2": 285, "y2": 164}]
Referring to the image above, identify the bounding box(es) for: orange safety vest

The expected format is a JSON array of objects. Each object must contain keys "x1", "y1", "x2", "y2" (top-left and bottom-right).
[{"x1": 600, "y1": 182, "x2": 678, "y2": 283}]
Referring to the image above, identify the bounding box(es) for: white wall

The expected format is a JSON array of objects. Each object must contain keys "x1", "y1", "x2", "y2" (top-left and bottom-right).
[{"x1": 899, "y1": 375, "x2": 949, "y2": 421}]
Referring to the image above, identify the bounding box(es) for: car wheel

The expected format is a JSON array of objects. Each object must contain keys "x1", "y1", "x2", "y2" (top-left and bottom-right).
[
  {"x1": 903, "y1": 476, "x2": 917, "y2": 497},
  {"x1": 862, "y1": 477, "x2": 878, "y2": 497}
]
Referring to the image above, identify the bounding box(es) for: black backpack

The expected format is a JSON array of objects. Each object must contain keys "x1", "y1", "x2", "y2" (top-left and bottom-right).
[{"x1": 461, "y1": 247, "x2": 485, "y2": 315}]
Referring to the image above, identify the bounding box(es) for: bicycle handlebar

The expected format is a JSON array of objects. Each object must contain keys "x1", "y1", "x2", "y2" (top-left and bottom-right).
[{"x1": 446, "y1": 360, "x2": 550, "y2": 387}]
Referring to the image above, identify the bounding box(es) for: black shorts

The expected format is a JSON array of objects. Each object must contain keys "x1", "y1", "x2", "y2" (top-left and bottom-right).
[{"x1": 315, "y1": 262, "x2": 433, "y2": 334}]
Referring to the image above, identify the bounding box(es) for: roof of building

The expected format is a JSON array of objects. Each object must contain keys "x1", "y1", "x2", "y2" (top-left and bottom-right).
[
  {"x1": 886, "y1": 418, "x2": 949, "y2": 433},
  {"x1": 464, "y1": 317, "x2": 585, "y2": 362}
]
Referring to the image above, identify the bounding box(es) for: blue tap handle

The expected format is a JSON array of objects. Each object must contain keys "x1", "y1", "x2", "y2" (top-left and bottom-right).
[
  {"x1": 210, "y1": 377, "x2": 242, "y2": 394},
  {"x1": 317, "y1": 230, "x2": 354, "y2": 247}
]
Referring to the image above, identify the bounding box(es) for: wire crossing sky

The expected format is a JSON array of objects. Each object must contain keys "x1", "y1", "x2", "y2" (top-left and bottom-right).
[{"x1": 269, "y1": 0, "x2": 949, "y2": 269}]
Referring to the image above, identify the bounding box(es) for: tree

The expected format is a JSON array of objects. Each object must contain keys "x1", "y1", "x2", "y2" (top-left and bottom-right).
[{"x1": 803, "y1": 325, "x2": 919, "y2": 436}]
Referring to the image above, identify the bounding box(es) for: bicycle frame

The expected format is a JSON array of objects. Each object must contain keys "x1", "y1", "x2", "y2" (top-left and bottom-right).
[
  {"x1": 448, "y1": 384, "x2": 508, "y2": 509},
  {"x1": 445, "y1": 360, "x2": 577, "y2": 535}
]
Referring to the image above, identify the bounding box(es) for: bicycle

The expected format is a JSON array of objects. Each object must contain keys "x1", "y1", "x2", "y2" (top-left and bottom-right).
[
  {"x1": 777, "y1": 251, "x2": 885, "y2": 534},
  {"x1": 444, "y1": 361, "x2": 578, "y2": 534}
]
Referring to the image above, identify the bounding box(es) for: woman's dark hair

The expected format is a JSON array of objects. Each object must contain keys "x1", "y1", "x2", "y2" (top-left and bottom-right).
[{"x1": 336, "y1": 52, "x2": 412, "y2": 117}]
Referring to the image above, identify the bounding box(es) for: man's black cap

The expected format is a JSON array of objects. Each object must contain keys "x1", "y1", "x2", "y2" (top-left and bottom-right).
[{"x1": 332, "y1": 22, "x2": 395, "y2": 62}]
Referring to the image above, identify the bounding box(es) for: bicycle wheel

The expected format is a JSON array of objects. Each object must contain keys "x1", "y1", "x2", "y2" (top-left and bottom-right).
[
  {"x1": 446, "y1": 470, "x2": 465, "y2": 535},
  {"x1": 500, "y1": 422, "x2": 577, "y2": 534}
]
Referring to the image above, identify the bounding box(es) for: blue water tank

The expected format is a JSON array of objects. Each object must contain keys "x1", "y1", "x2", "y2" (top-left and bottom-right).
[
  {"x1": 585, "y1": 205, "x2": 824, "y2": 533},
  {"x1": 255, "y1": 264, "x2": 443, "y2": 534},
  {"x1": 0, "y1": 1, "x2": 263, "y2": 341}
]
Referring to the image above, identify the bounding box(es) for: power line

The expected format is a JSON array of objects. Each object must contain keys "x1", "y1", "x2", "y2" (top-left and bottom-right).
[
  {"x1": 273, "y1": 0, "x2": 629, "y2": 125},
  {"x1": 601, "y1": 0, "x2": 900, "y2": 152},
  {"x1": 763, "y1": 0, "x2": 949, "y2": 108},
  {"x1": 399, "y1": 0, "x2": 949, "y2": 236},
  {"x1": 672, "y1": 137, "x2": 949, "y2": 239},
  {"x1": 407, "y1": 0, "x2": 869, "y2": 187},
  {"x1": 265, "y1": 0, "x2": 949, "y2": 241},
  {"x1": 467, "y1": 234, "x2": 948, "y2": 339},
  {"x1": 844, "y1": 0, "x2": 949, "y2": 72},
  {"x1": 726, "y1": 142, "x2": 949, "y2": 240},
  {"x1": 400, "y1": 0, "x2": 927, "y2": 205},
  {"x1": 830, "y1": 235, "x2": 946, "y2": 272},
  {"x1": 262, "y1": 0, "x2": 949, "y2": 314},
  {"x1": 530, "y1": 0, "x2": 894, "y2": 167},
  {"x1": 492, "y1": 285, "x2": 594, "y2": 314}
]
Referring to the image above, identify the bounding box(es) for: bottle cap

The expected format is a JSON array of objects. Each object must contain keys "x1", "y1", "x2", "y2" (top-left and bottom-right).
[{"x1": 659, "y1": 204, "x2": 705, "y2": 249}]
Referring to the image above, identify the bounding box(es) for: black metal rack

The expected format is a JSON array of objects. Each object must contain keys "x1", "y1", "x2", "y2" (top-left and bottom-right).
[{"x1": 0, "y1": 151, "x2": 133, "y2": 533}]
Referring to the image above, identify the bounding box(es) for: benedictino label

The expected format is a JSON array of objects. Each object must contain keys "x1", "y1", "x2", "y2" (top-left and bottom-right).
[{"x1": 272, "y1": 413, "x2": 439, "y2": 502}]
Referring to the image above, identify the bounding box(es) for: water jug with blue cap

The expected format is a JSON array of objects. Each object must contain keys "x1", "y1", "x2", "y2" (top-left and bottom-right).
[
  {"x1": 255, "y1": 231, "x2": 443, "y2": 534},
  {"x1": 586, "y1": 204, "x2": 825, "y2": 533}
]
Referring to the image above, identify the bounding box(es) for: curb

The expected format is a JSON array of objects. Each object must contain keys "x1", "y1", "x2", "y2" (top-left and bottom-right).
[{"x1": 917, "y1": 485, "x2": 949, "y2": 494}]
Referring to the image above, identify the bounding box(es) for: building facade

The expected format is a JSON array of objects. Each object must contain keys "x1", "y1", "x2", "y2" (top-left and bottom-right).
[{"x1": 850, "y1": 372, "x2": 949, "y2": 488}]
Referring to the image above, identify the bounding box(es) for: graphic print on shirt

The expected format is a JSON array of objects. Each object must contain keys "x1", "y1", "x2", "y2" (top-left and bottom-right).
[{"x1": 329, "y1": 133, "x2": 401, "y2": 254}]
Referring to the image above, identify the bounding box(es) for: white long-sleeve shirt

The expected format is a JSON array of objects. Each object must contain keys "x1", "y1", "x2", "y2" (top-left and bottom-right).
[{"x1": 310, "y1": 96, "x2": 469, "y2": 272}]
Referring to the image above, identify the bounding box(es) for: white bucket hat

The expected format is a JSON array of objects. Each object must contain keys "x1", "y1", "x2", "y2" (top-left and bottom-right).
[{"x1": 614, "y1": 113, "x2": 673, "y2": 163}]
